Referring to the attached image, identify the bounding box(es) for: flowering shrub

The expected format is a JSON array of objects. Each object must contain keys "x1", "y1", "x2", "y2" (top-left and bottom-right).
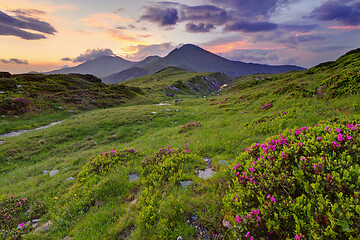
[
  {"x1": 78, "y1": 148, "x2": 139, "y2": 181},
  {"x1": 138, "y1": 146, "x2": 197, "y2": 238},
  {"x1": 261, "y1": 102, "x2": 272, "y2": 110},
  {"x1": 0, "y1": 98, "x2": 30, "y2": 114},
  {"x1": 210, "y1": 97, "x2": 229, "y2": 106},
  {"x1": 0, "y1": 196, "x2": 45, "y2": 239},
  {"x1": 179, "y1": 121, "x2": 201, "y2": 133},
  {"x1": 223, "y1": 120, "x2": 360, "y2": 239}
]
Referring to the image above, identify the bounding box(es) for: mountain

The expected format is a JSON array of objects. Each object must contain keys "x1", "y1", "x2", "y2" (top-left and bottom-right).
[
  {"x1": 50, "y1": 44, "x2": 305, "y2": 84},
  {"x1": 47, "y1": 56, "x2": 136, "y2": 78},
  {"x1": 103, "y1": 44, "x2": 305, "y2": 83}
]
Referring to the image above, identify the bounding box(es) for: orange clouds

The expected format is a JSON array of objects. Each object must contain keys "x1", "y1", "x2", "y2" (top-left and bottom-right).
[
  {"x1": 0, "y1": 0, "x2": 77, "y2": 13},
  {"x1": 205, "y1": 41, "x2": 253, "y2": 53},
  {"x1": 81, "y1": 13, "x2": 132, "y2": 29},
  {"x1": 328, "y1": 26, "x2": 360, "y2": 30}
]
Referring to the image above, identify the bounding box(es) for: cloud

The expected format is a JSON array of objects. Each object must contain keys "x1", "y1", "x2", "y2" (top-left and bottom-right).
[
  {"x1": 1, "y1": 58, "x2": 29, "y2": 64},
  {"x1": 207, "y1": 0, "x2": 299, "y2": 19},
  {"x1": 82, "y1": 13, "x2": 132, "y2": 29},
  {"x1": 0, "y1": 10, "x2": 56, "y2": 40},
  {"x1": 224, "y1": 21, "x2": 278, "y2": 32},
  {"x1": 140, "y1": 7, "x2": 179, "y2": 26},
  {"x1": 309, "y1": 0, "x2": 360, "y2": 26},
  {"x1": 140, "y1": 2, "x2": 228, "y2": 28},
  {"x1": 121, "y1": 43, "x2": 177, "y2": 61},
  {"x1": 304, "y1": 45, "x2": 350, "y2": 53},
  {"x1": 62, "y1": 48, "x2": 115, "y2": 63},
  {"x1": 279, "y1": 24, "x2": 318, "y2": 33},
  {"x1": 186, "y1": 23, "x2": 215, "y2": 33}
]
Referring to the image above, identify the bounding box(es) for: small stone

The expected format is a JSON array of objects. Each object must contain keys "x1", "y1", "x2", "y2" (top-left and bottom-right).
[
  {"x1": 66, "y1": 177, "x2": 75, "y2": 181},
  {"x1": 152, "y1": 112, "x2": 157, "y2": 114},
  {"x1": 181, "y1": 180, "x2": 193, "y2": 189},
  {"x1": 222, "y1": 220, "x2": 234, "y2": 229},
  {"x1": 204, "y1": 157, "x2": 212, "y2": 166},
  {"x1": 198, "y1": 168, "x2": 215, "y2": 179},
  {"x1": 129, "y1": 174, "x2": 140, "y2": 182},
  {"x1": 166, "y1": 109, "x2": 172, "y2": 111},
  {"x1": 49, "y1": 170, "x2": 59, "y2": 177},
  {"x1": 177, "y1": 237, "x2": 183, "y2": 240},
  {"x1": 0, "y1": 140, "x2": 5, "y2": 145},
  {"x1": 191, "y1": 215, "x2": 198, "y2": 221},
  {"x1": 130, "y1": 199, "x2": 137, "y2": 205},
  {"x1": 32, "y1": 219, "x2": 41, "y2": 223},
  {"x1": 43, "y1": 170, "x2": 49, "y2": 175},
  {"x1": 218, "y1": 160, "x2": 229, "y2": 166},
  {"x1": 34, "y1": 221, "x2": 52, "y2": 232}
]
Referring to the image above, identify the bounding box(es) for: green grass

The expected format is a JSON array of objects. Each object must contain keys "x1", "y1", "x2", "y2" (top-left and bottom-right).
[{"x1": 0, "y1": 49, "x2": 360, "y2": 239}]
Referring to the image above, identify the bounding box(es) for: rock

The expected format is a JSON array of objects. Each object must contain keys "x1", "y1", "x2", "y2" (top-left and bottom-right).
[
  {"x1": 63, "y1": 236, "x2": 72, "y2": 240},
  {"x1": 152, "y1": 112, "x2": 157, "y2": 114},
  {"x1": 191, "y1": 215, "x2": 198, "y2": 221},
  {"x1": 218, "y1": 160, "x2": 229, "y2": 166},
  {"x1": 166, "y1": 109, "x2": 172, "y2": 112},
  {"x1": 177, "y1": 237, "x2": 183, "y2": 240},
  {"x1": 204, "y1": 157, "x2": 212, "y2": 166},
  {"x1": 198, "y1": 168, "x2": 215, "y2": 179},
  {"x1": 181, "y1": 180, "x2": 193, "y2": 189},
  {"x1": 222, "y1": 220, "x2": 234, "y2": 229},
  {"x1": 130, "y1": 199, "x2": 137, "y2": 205},
  {"x1": 32, "y1": 219, "x2": 41, "y2": 223},
  {"x1": 49, "y1": 170, "x2": 59, "y2": 177},
  {"x1": 43, "y1": 170, "x2": 49, "y2": 175},
  {"x1": 34, "y1": 220, "x2": 52, "y2": 232},
  {"x1": 0, "y1": 140, "x2": 5, "y2": 145},
  {"x1": 129, "y1": 174, "x2": 140, "y2": 182},
  {"x1": 66, "y1": 177, "x2": 75, "y2": 181}
]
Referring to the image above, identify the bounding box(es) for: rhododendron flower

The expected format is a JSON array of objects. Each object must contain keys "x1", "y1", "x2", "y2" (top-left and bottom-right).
[
  {"x1": 295, "y1": 234, "x2": 301, "y2": 240},
  {"x1": 23, "y1": 198, "x2": 27, "y2": 201},
  {"x1": 235, "y1": 215, "x2": 241, "y2": 222},
  {"x1": 17, "y1": 202, "x2": 21, "y2": 206},
  {"x1": 245, "y1": 232, "x2": 251, "y2": 237},
  {"x1": 256, "y1": 216, "x2": 261, "y2": 221},
  {"x1": 317, "y1": 137, "x2": 322, "y2": 141},
  {"x1": 347, "y1": 136, "x2": 352, "y2": 140},
  {"x1": 335, "y1": 128, "x2": 341, "y2": 133},
  {"x1": 250, "y1": 237, "x2": 254, "y2": 240},
  {"x1": 19, "y1": 222, "x2": 25, "y2": 228},
  {"x1": 10, "y1": 195, "x2": 14, "y2": 197},
  {"x1": 337, "y1": 134, "x2": 345, "y2": 141}
]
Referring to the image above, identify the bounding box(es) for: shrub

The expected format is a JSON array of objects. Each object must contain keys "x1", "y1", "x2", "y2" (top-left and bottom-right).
[
  {"x1": 0, "y1": 98, "x2": 30, "y2": 114},
  {"x1": 179, "y1": 121, "x2": 201, "y2": 133},
  {"x1": 0, "y1": 78, "x2": 17, "y2": 91},
  {"x1": 223, "y1": 120, "x2": 360, "y2": 239}
]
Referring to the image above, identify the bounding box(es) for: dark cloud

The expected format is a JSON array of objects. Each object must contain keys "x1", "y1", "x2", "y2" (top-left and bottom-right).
[
  {"x1": 208, "y1": 0, "x2": 299, "y2": 19},
  {"x1": 1, "y1": 58, "x2": 28, "y2": 64},
  {"x1": 224, "y1": 21, "x2": 278, "y2": 32},
  {"x1": 279, "y1": 24, "x2": 318, "y2": 33},
  {"x1": 10, "y1": 9, "x2": 45, "y2": 15},
  {"x1": 62, "y1": 48, "x2": 115, "y2": 63},
  {"x1": 181, "y1": 5, "x2": 229, "y2": 25},
  {"x1": 186, "y1": 23, "x2": 215, "y2": 33},
  {"x1": 140, "y1": 7, "x2": 179, "y2": 26},
  {"x1": 0, "y1": 10, "x2": 56, "y2": 40},
  {"x1": 304, "y1": 45, "x2": 351, "y2": 52},
  {"x1": 309, "y1": 0, "x2": 360, "y2": 26}
]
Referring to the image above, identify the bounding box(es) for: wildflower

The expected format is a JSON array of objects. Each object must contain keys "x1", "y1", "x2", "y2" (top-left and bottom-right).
[
  {"x1": 337, "y1": 134, "x2": 345, "y2": 141},
  {"x1": 283, "y1": 111, "x2": 286, "y2": 114},
  {"x1": 313, "y1": 164, "x2": 317, "y2": 170},
  {"x1": 23, "y1": 198, "x2": 27, "y2": 201},
  {"x1": 54, "y1": 197, "x2": 58, "y2": 200},
  {"x1": 248, "y1": 213, "x2": 252, "y2": 218},
  {"x1": 256, "y1": 216, "x2": 261, "y2": 221},
  {"x1": 335, "y1": 128, "x2": 342, "y2": 133},
  {"x1": 186, "y1": 150, "x2": 190, "y2": 153},
  {"x1": 250, "y1": 237, "x2": 254, "y2": 240},
  {"x1": 167, "y1": 145, "x2": 169, "y2": 148},
  {"x1": 235, "y1": 215, "x2": 241, "y2": 222},
  {"x1": 317, "y1": 136, "x2": 322, "y2": 141},
  {"x1": 10, "y1": 195, "x2": 14, "y2": 197},
  {"x1": 271, "y1": 196, "x2": 276, "y2": 202},
  {"x1": 17, "y1": 202, "x2": 21, "y2": 206},
  {"x1": 347, "y1": 136, "x2": 352, "y2": 140},
  {"x1": 19, "y1": 222, "x2": 25, "y2": 228},
  {"x1": 249, "y1": 167, "x2": 256, "y2": 172},
  {"x1": 295, "y1": 234, "x2": 301, "y2": 240},
  {"x1": 245, "y1": 232, "x2": 251, "y2": 237}
]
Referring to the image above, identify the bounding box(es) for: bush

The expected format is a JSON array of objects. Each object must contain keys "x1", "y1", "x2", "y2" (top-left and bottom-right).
[
  {"x1": 223, "y1": 120, "x2": 360, "y2": 239},
  {"x1": 0, "y1": 98, "x2": 30, "y2": 114},
  {"x1": 179, "y1": 121, "x2": 201, "y2": 133},
  {"x1": 0, "y1": 78, "x2": 17, "y2": 91}
]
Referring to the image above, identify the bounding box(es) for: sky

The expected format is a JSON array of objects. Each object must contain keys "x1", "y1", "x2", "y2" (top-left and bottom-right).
[{"x1": 0, "y1": 0, "x2": 360, "y2": 73}]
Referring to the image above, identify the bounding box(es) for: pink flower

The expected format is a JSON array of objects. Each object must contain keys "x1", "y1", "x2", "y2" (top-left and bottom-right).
[
  {"x1": 283, "y1": 111, "x2": 286, "y2": 114},
  {"x1": 256, "y1": 216, "x2": 261, "y2": 221},
  {"x1": 337, "y1": 134, "x2": 345, "y2": 141},
  {"x1": 347, "y1": 136, "x2": 352, "y2": 140},
  {"x1": 250, "y1": 237, "x2": 254, "y2": 240},
  {"x1": 295, "y1": 234, "x2": 301, "y2": 240},
  {"x1": 186, "y1": 150, "x2": 190, "y2": 153},
  {"x1": 271, "y1": 196, "x2": 276, "y2": 202},
  {"x1": 245, "y1": 232, "x2": 251, "y2": 237},
  {"x1": 167, "y1": 145, "x2": 169, "y2": 148},
  {"x1": 23, "y1": 198, "x2": 27, "y2": 201},
  {"x1": 19, "y1": 222, "x2": 25, "y2": 228},
  {"x1": 313, "y1": 164, "x2": 317, "y2": 169},
  {"x1": 248, "y1": 213, "x2": 252, "y2": 218},
  {"x1": 235, "y1": 215, "x2": 241, "y2": 222},
  {"x1": 335, "y1": 128, "x2": 342, "y2": 133},
  {"x1": 17, "y1": 202, "x2": 21, "y2": 206},
  {"x1": 10, "y1": 195, "x2": 14, "y2": 198},
  {"x1": 317, "y1": 137, "x2": 322, "y2": 141}
]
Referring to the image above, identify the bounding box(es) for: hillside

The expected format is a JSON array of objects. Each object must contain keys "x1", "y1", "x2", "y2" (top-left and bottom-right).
[
  {"x1": 0, "y1": 73, "x2": 143, "y2": 134},
  {"x1": 0, "y1": 48, "x2": 359, "y2": 239},
  {"x1": 51, "y1": 44, "x2": 304, "y2": 84},
  {"x1": 121, "y1": 66, "x2": 232, "y2": 95}
]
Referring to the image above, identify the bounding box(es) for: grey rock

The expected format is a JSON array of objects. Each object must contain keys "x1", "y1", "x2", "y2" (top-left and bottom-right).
[
  {"x1": 66, "y1": 177, "x2": 75, "y2": 181},
  {"x1": 34, "y1": 220, "x2": 52, "y2": 232},
  {"x1": 181, "y1": 180, "x2": 193, "y2": 189},
  {"x1": 222, "y1": 220, "x2": 234, "y2": 229},
  {"x1": 49, "y1": 170, "x2": 59, "y2": 177},
  {"x1": 218, "y1": 160, "x2": 229, "y2": 166},
  {"x1": 177, "y1": 237, "x2": 183, "y2": 240},
  {"x1": 204, "y1": 157, "x2": 212, "y2": 166},
  {"x1": 32, "y1": 219, "x2": 41, "y2": 223},
  {"x1": 43, "y1": 170, "x2": 49, "y2": 175},
  {"x1": 129, "y1": 174, "x2": 140, "y2": 182},
  {"x1": 166, "y1": 109, "x2": 172, "y2": 111},
  {"x1": 0, "y1": 140, "x2": 5, "y2": 145},
  {"x1": 198, "y1": 168, "x2": 215, "y2": 179}
]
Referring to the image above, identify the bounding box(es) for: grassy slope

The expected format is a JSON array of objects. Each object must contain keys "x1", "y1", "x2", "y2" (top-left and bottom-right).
[{"x1": 0, "y1": 49, "x2": 359, "y2": 239}]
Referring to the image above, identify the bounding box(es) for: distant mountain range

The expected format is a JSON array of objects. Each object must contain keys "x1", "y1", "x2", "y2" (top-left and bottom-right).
[{"x1": 47, "y1": 44, "x2": 305, "y2": 84}]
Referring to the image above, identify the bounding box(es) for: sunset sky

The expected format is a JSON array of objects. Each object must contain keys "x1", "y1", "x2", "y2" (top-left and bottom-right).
[{"x1": 0, "y1": 0, "x2": 359, "y2": 73}]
